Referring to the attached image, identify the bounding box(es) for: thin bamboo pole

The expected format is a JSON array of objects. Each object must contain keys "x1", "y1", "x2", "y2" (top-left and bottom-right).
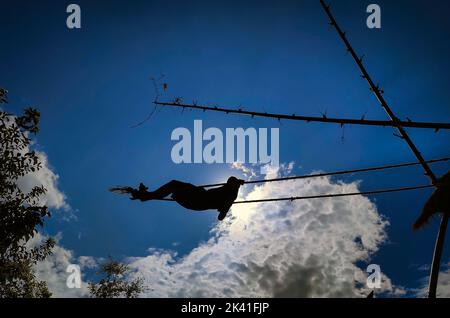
[{"x1": 319, "y1": 0, "x2": 446, "y2": 298}]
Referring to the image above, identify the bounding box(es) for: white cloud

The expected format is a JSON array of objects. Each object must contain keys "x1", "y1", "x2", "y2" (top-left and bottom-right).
[
  {"x1": 28, "y1": 233, "x2": 91, "y2": 298},
  {"x1": 415, "y1": 262, "x2": 450, "y2": 298},
  {"x1": 126, "y1": 163, "x2": 399, "y2": 297},
  {"x1": 2, "y1": 111, "x2": 72, "y2": 217},
  {"x1": 17, "y1": 151, "x2": 71, "y2": 214},
  {"x1": 78, "y1": 256, "x2": 99, "y2": 270},
  {"x1": 435, "y1": 265, "x2": 450, "y2": 297},
  {"x1": 230, "y1": 162, "x2": 256, "y2": 179}
]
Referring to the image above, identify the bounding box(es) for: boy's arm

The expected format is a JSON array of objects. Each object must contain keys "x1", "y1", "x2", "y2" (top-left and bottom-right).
[
  {"x1": 217, "y1": 184, "x2": 243, "y2": 220},
  {"x1": 217, "y1": 195, "x2": 238, "y2": 220},
  {"x1": 130, "y1": 183, "x2": 153, "y2": 201}
]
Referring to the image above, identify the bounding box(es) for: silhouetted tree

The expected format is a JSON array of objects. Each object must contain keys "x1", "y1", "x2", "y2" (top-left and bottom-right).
[
  {"x1": 0, "y1": 88, "x2": 55, "y2": 298},
  {"x1": 88, "y1": 258, "x2": 144, "y2": 298}
]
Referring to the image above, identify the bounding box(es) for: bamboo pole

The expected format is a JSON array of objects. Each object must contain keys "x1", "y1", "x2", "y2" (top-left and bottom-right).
[
  {"x1": 319, "y1": 0, "x2": 445, "y2": 298},
  {"x1": 154, "y1": 101, "x2": 450, "y2": 130}
]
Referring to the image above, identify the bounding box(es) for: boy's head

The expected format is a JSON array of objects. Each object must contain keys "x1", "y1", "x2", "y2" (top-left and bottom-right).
[{"x1": 227, "y1": 176, "x2": 245, "y2": 187}]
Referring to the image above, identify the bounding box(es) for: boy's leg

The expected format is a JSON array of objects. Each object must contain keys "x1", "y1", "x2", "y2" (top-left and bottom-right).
[{"x1": 149, "y1": 180, "x2": 193, "y2": 199}]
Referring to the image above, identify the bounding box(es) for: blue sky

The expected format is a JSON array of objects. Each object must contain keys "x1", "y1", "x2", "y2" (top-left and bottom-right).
[{"x1": 1, "y1": 0, "x2": 450, "y2": 296}]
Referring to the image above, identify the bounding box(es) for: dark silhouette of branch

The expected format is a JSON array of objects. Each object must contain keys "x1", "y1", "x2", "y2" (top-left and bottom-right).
[
  {"x1": 154, "y1": 101, "x2": 450, "y2": 130},
  {"x1": 130, "y1": 74, "x2": 166, "y2": 128}
]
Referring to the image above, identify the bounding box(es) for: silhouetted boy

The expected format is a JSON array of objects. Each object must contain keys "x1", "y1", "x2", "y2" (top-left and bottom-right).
[{"x1": 110, "y1": 177, "x2": 244, "y2": 221}]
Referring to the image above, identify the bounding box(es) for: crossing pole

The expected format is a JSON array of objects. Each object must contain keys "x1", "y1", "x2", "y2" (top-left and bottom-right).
[
  {"x1": 319, "y1": 0, "x2": 447, "y2": 298},
  {"x1": 154, "y1": 101, "x2": 450, "y2": 130}
]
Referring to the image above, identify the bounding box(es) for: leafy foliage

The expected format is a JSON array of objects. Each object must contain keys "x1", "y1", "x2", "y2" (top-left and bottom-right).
[
  {"x1": 0, "y1": 88, "x2": 54, "y2": 298},
  {"x1": 88, "y1": 258, "x2": 144, "y2": 298}
]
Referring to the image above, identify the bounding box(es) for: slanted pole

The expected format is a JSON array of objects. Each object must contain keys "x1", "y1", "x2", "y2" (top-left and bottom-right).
[{"x1": 319, "y1": 0, "x2": 445, "y2": 298}]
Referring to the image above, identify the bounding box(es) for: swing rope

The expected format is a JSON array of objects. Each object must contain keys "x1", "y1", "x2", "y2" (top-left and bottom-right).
[
  {"x1": 118, "y1": 156, "x2": 449, "y2": 204},
  {"x1": 154, "y1": 184, "x2": 435, "y2": 204},
  {"x1": 199, "y1": 156, "x2": 450, "y2": 188}
]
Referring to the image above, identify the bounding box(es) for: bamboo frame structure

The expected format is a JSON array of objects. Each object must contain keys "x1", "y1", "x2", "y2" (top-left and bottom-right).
[{"x1": 319, "y1": 0, "x2": 446, "y2": 298}]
